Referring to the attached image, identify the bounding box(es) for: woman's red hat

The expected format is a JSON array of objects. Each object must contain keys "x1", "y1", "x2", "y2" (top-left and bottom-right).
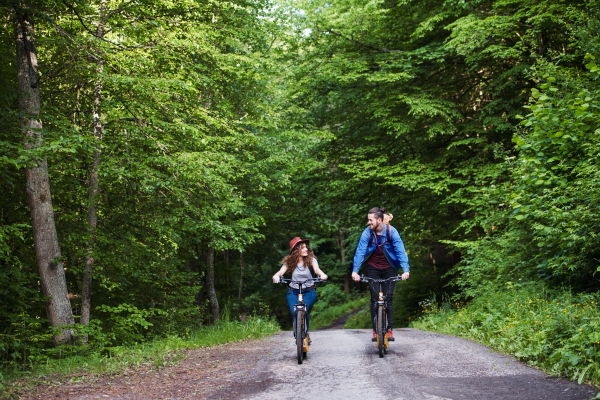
[{"x1": 289, "y1": 237, "x2": 310, "y2": 252}]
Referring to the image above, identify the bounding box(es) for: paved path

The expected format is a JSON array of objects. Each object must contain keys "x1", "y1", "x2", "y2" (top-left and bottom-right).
[{"x1": 215, "y1": 329, "x2": 597, "y2": 400}]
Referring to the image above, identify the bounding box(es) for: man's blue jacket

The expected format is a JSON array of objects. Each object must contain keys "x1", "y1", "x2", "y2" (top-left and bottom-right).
[{"x1": 352, "y1": 224, "x2": 410, "y2": 274}]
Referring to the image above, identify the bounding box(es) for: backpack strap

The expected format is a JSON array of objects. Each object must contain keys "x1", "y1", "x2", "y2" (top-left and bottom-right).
[
  {"x1": 368, "y1": 224, "x2": 393, "y2": 249},
  {"x1": 307, "y1": 259, "x2": 315, "y2": 277}
]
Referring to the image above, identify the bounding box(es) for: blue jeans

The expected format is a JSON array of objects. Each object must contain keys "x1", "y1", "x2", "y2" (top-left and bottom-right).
[{"x1": 287, "y1": 288, "x2": 316, "y2": 332}]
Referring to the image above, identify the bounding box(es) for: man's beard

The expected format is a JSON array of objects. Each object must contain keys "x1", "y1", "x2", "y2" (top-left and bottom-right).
[{"x1": 370, "y1": 221, "x2": 380, "y2": 231}]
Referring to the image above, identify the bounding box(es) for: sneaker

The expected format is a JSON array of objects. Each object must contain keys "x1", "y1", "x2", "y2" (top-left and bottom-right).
[
  {"x1": 387, "y1": 329, "x2": 395, "y2": 341},
  {"x1": 371, "y1": 330, "x2": 377, "y2": 342}
]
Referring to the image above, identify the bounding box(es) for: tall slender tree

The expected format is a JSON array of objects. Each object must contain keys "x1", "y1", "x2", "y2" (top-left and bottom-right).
[
  {"x1": 205, "y1": 246, "x2": 220, "y2": 322},
  {"x1": 81, "y1": 0, "x2": 107, "y2": 329},
  {"x1": 13, "y1": 5, "x2": 74, "y2": 343},
  {"x1": 238, "y1": 250, "x2": 245, "y2": 313},
  {"x1": 224, "y1": 249, "x2": 231, "y2": 300}
]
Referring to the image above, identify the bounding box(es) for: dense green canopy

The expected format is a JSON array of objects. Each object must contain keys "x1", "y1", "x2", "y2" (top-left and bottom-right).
[{"x1": 1, "y1": 0, "x2": 599, "y2": 373}]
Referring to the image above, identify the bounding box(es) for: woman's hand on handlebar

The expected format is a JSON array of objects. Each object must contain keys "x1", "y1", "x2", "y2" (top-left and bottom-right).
[
  {"x1": 272, "y1": 275, "x2": 280, "y2": 284},
  {"x1": 320, "y1": 274, "x2": 328, "y2": 281}
]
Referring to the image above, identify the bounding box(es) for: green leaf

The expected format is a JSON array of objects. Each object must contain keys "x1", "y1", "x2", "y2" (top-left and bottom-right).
[
  {"x1": 585, "y1": 62, "x2": 599, "y2": 72},
  {"x1": 514, "y1": 137, "x2": 526, "y2": 146}
]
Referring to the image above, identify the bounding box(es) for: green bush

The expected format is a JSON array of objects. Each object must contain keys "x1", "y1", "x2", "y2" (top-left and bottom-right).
[
  {"x1": 0, "y1": 303, "x2": 174, "y2": 374},
  {"x1": 97, "y1": 303, "x2": 168, "y2": 346},
  {"x1": 311, "y1": 284, "x2": 348, "y2": 316},
  {"x1": 412, "y1": 284, "x2": 600, "y2": 385},
  {"x1": 0, "y1": 313, "x2": 52, "y2": 373}
]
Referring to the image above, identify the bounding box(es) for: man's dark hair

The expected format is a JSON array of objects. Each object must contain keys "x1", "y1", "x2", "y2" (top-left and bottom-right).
[{"x1": 368, "y1": 207, "x2": 386, "y2": 221}]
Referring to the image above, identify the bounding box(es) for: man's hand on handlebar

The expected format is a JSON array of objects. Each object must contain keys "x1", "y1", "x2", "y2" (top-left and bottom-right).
[{"x1": 352, "y1": 271, "x2": 409, "y2": 281}]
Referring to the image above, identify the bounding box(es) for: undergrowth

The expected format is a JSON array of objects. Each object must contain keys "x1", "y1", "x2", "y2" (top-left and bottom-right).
[
  {"x1": 343, "y1": 308, "x2": 371, "y2": 329},
  {"x1": 310, "y1": 296, "x2": 369, "y2": 330},
  {"x1": 0, "y1": 315, "x2": 278, "y2": 398},
  {"x1": 411, "y1": 284, "x2": 600, "y2": 386}
]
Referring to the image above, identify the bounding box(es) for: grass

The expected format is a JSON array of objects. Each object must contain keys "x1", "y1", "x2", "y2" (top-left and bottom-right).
[
  {"x1": 309, "y1": 296, "x2": 369, "y2": 330},
  {"x1": 0, "y1": 316, "x2": 279, "y2": 398},
  {"x1": 411, "y1": 284, "x2": 600, "y2": 386},
  {"x1": 343, "y1": 308, "x2": 371, "y2": 329}
]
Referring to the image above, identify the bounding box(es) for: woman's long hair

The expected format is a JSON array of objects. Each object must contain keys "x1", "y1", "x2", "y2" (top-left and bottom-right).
[{"x1": 281, "y1": 244, "x2": 317, "y2": 275}]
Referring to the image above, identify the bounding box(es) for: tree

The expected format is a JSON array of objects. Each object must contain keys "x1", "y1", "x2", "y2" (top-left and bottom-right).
[
  {"x1": 0, "y1": 0, "x2": 299, "y2": 355},
  {"x1": 205, "y1": 246, "x2": 220, "y2": 322},
  {"x1": 81, "y1": 0, "x2": 107, "y2": 330},
  {"x1": 13, "y1": 4, "x2": 74, "y2": 343}
]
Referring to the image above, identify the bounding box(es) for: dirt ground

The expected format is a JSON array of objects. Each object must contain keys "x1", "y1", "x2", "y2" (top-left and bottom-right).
[{"x1": 13, "y1": 336, "x2": 279, "y2": 400}]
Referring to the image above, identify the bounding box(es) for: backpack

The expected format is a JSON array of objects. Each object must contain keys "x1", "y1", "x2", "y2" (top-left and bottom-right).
[{"x1": 368, "y1": 223, "x2": 392, "y2": 248}]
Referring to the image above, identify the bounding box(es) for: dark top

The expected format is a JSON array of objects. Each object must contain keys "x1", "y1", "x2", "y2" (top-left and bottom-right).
[{"x1": 367, "y1": 234, "x2": 393, "y2": 270}]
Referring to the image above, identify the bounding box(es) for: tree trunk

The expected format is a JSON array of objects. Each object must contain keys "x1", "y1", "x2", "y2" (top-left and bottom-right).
[
  {"x1": 81, "y1": 0, "x2": 107, "y2": 330},
  {"x1": 237, "y1": 250, "x2": 245, "y2": 313},
  {"x1": 14, "y1": 7, "x2": 74, "y2": 344},
  {"x1": 537, "y1": 32, "x2": 545, "y2": 57},
  {"x1": 224, "y1": 249, "x2": 231, "y2": 300},
  {"x1": 193, "y1": 245, "x2": 205, "y2": 324},
  {"x1": 339, "y1": 229, "x2": 350, "y2": 294},
  {"x1": 205, "y1": 246, "x2": 220, "y2": 322}
]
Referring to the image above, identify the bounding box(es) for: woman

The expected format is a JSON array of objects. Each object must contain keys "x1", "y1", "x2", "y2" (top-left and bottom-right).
[
  {"x1": 272, "y1": 237, "x2": 327, "y2": 338},
  {"x1": 383, "y1": 213, "x2": 393, "y2": 224}
]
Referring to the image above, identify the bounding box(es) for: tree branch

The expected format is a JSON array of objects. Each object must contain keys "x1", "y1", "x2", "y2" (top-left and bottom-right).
[
  {"x1": 326, "y1": 29, "x2": 392, "y2": 53},
  {"x1": 62, "y1": 0, "x2": 125, "y2": 49}
]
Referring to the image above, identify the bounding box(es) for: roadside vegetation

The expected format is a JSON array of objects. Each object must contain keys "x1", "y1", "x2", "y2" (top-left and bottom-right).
[
  {"x1": 0, "y1": 315, "x2": 278, "y2": 397},
  {"x1": 411, "y1": 3, "x2": 600, "y2": 384},
  {"x1": 412, "y1": 286, "x2": 600, "y2": 385}
]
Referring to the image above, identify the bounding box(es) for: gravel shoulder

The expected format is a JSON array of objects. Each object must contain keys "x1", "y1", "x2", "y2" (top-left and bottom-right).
[{"x1": 13, "y1": 329, "x2": 599, "y2": 400}]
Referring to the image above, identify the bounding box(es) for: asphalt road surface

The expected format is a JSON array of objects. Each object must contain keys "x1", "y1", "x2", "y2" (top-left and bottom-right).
[{"x1": 215, "y1": 328, "x2": 598, "y2": 400}]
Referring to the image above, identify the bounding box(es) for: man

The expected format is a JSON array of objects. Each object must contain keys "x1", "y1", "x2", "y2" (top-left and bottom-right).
[{"x1": 352, "y1": 207, "x2": 410, "y2": 341}]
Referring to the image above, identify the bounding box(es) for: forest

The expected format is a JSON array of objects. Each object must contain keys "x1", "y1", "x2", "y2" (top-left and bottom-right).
[{"x1": 1, "y1": 0, "x2": 600, "y2": 389}]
